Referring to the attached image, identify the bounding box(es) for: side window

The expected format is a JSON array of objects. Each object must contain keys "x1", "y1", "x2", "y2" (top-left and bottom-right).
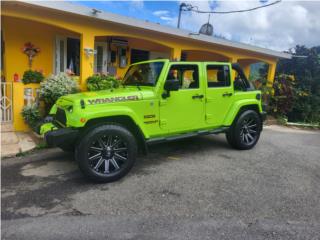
[
  {"x1": 206, "y1": 65, "x2": 230, "y2": 88},
  {"x1": 166, "y1": 65, "x2": 199, "y2": 89}
]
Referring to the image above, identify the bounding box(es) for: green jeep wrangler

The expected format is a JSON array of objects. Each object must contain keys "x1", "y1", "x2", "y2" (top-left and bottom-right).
[{"x1": 40, "y1": 60, "x2": 266, "y2": 182}]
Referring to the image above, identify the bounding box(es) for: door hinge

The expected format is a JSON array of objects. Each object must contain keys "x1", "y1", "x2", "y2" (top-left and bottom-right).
[
  {"x1": 205, "y1": 114, "x2": 213, "y2": 120},
  {"x1": 206, "y1": 98, "x2": 214, "y2": 103},
  {"x1": 160, "y1": 119, "x2": 167, "y2": 126},
  {"x1": 159, "y1": 100, "x2": 167, "y2": 106}
]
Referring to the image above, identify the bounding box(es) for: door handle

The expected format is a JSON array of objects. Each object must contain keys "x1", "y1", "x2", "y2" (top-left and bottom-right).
[
  {"x1": 192, "y1": 94, "x2": 204, "y2": 99},
  {"x1": 222, "y1": 92, "x2": 233, "y2": 97}
]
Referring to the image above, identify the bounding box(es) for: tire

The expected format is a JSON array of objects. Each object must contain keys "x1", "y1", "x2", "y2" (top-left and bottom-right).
[
  {"x1": 225, "y1": 129, "x2": 236, "y2": 148},
  {"x1": 75, "y1": 124, "x2": 138, "y2": 183},
  {"x1": 226, "y1": 110, "x2": 262, "y2": 150},
  {"x1": 60, "y1": 146, "x2": 74, "y2": 152}
]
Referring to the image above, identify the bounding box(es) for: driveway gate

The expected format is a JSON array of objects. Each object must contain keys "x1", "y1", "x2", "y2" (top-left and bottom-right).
[{"x1": 0, "y1": 82, "x2": 13, "y2": 122}]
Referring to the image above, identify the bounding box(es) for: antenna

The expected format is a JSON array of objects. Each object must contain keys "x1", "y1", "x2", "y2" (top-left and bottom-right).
[{"x1": 199, "y1": 14, "x2": 213, "y2": 36}]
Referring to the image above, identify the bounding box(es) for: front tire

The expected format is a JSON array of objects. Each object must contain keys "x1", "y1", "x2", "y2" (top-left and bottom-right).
[
  {"x1": 226, "y1": 110, "x2": 262, "y2": 150},
  {"x1": 60, "y1": 145, "x2": 74, "y2": 153},
  {"x1": 76, "y1": 124, "x2": 137, "y2": 183}
]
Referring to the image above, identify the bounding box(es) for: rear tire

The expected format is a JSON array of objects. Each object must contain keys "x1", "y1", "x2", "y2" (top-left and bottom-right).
[
  {"x1": 75, "y1": 124, "x2": 137, "y2": 183},
  {"x1": 226, "y1": 110, "x2": 262, "y2": 150}
]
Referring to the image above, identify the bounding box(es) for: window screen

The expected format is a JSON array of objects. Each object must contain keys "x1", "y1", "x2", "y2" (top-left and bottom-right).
[
  {"x1": 206, "y1": 65, "x2": 230, "y2": 87},
  {"x1": 130, "y1": 49, "x2": 149, "y2": 64},
  {"x1": 166, "y1": 65, "x2": 199, "y2": 89}
]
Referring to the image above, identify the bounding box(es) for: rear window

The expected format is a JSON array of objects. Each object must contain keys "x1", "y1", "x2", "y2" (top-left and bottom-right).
[{"x1": 206, "y1": 65, "x2": 230, "y2": 87}]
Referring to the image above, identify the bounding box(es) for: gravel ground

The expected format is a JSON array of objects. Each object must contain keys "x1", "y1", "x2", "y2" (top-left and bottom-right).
[{"x1": 2, "y1": 125, "x2": 320, "y2": 239}]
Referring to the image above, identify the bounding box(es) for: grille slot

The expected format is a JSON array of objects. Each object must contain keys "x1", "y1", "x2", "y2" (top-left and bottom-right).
[{"x1": 55, "y1": 108, "x2": 67, "y2": 126}]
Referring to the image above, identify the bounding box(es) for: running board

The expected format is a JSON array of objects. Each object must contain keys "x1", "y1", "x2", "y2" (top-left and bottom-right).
[{"x1": 146, "y1": 127, "x2": 229, "y2": 145}]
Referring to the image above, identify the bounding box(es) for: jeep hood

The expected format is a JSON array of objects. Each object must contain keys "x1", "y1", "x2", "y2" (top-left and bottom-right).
[{"x1": 57, "y1": 86, "x2": 154, "y2": 106}]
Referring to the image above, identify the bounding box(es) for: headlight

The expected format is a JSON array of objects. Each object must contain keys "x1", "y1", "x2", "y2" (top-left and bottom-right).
[{"x1": 66, "y1": 106, "x2": 73, "y2": 113}]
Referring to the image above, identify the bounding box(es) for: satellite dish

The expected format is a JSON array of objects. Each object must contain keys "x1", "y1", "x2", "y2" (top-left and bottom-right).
[
  {"x1": 199, "y1": 23, "x2": 213, "y2": 36},
  {"x1": 199, "y1": 14, "x2": 214, "y2": 36}
]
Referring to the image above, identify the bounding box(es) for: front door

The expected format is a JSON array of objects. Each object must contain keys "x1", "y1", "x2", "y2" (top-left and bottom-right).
[
  {"x1": 55, "y1": 36, "x2": 67, "y2": 74},
  {"x1": 94, "y1": 42, "x2": 108, "y2": 74},
  {"x1": 205, "y1": 63, "x2": 234, "y2": 126},
  {"x1": 159, "y1": 63, "x2": 205, "y2": 133}
]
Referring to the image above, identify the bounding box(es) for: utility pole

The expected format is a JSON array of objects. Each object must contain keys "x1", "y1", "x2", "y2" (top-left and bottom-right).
[{"x1": 177, "y1": 3, "x2": 187, "y2": 29}]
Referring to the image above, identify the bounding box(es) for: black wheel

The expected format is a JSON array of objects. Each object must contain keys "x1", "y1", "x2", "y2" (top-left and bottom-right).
[
  {"x1": 226, "y1": 110, "x2": 262, "y2": 150},
  {"x1": 76, "y1": 124, "x2": 137, "y2": 183}
]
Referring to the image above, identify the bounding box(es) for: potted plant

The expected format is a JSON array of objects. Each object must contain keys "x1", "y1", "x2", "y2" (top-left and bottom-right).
[{"x1": 22, "y1": 70, "x2": 44, "y2": 84}]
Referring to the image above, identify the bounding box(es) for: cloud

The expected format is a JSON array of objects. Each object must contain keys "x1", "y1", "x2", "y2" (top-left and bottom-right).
[
  {"x1": 160, "y1": 16, "x2": 174, "y2": 21},
  {"x1": 153, "y1": 10, "x2": 170, "y2": 17},
  {"x1": 153, "y1": 9, "x2": 174, "y2": 23},
  {"x1": 130, "y1": 0, "x2": 144, "y2": 10},
  {"x1": 168, "y1": 0, "x2": 320, "y2": 51}
]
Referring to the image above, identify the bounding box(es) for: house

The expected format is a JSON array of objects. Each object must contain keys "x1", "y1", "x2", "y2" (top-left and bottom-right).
[{"x1": 1, "y1": 0, "x2": 291, "y2": 132}]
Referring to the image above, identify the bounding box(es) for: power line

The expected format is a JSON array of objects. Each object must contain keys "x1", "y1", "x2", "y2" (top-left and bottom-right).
[
  {"x1": 183, "y1": 0, "x2": 281, "y2": 14},
  {"x1": 177, "y1": 1, "x2": 282, "y2": 28}
]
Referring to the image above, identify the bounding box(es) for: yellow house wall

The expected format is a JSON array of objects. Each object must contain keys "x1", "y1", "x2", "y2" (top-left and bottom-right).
[
  {"x1": 12, "y1": 82, "x2": 40, "y2": 131},
  {"x1": 185, "y1": 50, "x2": 229, "y2": 62},
  {"x1": 2, "y1": 16, "x2": 79, "y2": 82}
]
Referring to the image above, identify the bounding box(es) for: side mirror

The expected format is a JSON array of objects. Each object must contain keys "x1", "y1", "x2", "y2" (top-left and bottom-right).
[
  {"x1": 164, "y1": 79, "x2": 179, "y2": 91},
  {"x1": 162, "y1": 79, "x2": 180, "y2": 99}
]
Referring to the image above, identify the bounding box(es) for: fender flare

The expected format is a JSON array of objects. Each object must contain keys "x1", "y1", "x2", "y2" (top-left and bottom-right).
[
  {"x1": 223, "y1": 99, "x2": 262, "y2": 126},
  {"x1": 81, "y1": 106, "x2": 149, "y2": 139}
]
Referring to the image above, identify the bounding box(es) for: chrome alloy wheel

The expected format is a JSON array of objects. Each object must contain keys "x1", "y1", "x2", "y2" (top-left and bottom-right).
[
  {"x1": 240, "y1": 117, "x2": 258, "y2": 145},
  {"x1": 87, "y1": 135, "x2": 128, "y2": 175}
]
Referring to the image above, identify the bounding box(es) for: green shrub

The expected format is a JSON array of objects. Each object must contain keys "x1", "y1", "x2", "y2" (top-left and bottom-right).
[
  {"x1": 87, "y1": 74, "x2": 120, "y2": 91},
  {"x1": 39, "y1": 73, "x2": 79, "y2": 111},
  {"x1": 22, "y1": 70, "x2": 44, "y2": 84},
  {"x1": 21, "y1": 104, "x2": 42, "y2": 130},
  {"x1": 257, "y1": 74, "x2": 295, "y2": 117},
  {"x1": 288, "y1": 92, "x2": 320, "y2": 124}
]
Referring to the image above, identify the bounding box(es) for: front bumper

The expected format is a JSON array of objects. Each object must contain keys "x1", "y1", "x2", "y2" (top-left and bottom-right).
[{"x1": 45, "y1": 127, "x2": 79, "y2": 148}]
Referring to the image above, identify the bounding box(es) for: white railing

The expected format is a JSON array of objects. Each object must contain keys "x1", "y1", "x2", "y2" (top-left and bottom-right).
[{"x1": 0, "y1": 82, "x2": 13, "y2": 122}]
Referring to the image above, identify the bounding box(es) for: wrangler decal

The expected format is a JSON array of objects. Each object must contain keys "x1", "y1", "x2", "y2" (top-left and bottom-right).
[
  {"x1": 144, "y1": 114, "x2": 156, "y2": 119},
  {"x1": 88, "y1": 95, "x2": 139, "y2": 105},
  {"x1": 144, "y1": 120, "x2": 159, "y2": 124}
]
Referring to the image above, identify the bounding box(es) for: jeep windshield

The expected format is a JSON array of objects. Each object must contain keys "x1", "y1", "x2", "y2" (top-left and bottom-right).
[{"x1": 123, "y1": 62, "x2": 164, "y2": 87}]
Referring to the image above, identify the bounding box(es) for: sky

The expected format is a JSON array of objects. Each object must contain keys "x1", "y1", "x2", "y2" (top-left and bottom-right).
[{"x1": 73, "y1": 0, "x2": 320, "y2": 51}]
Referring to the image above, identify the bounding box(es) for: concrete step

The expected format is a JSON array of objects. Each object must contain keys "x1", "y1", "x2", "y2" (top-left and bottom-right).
[
  {"x1": 17, "y1": 132, "x2": 37, "y2": 153},
  {"x1": 1, "y1": 143, "x2": 20, "y2": 158},
  {"x1": 1, "y1": 132, "x2": 19, "y2": 145},
  {"x1": 1, "y1": 123, "x2": 14, "y2": 132},
  {"x1": 1, "y1": 132, "x2": 38, "y2": 158}
]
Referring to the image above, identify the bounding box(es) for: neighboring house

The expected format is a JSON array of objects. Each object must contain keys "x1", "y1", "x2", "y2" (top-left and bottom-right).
[{"x1": 1, "y1": 1, "x2": 291, "y2": 132}]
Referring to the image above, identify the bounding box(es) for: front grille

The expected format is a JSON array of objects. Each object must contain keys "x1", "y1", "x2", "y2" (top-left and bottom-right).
[{"x1": 55, "y1": 108, "x2": 67, "y2": 126}]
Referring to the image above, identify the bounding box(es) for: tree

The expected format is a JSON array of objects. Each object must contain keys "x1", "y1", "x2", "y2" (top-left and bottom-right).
[{"x1": 276, "y1": 45, "x2": 320, "y2": 123}]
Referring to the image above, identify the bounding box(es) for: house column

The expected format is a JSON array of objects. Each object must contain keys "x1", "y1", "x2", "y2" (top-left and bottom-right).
[
  {"x1": 242, "y1": 65, "x2": 251, "y2": 79},
  {"x1": 171, "y1": 48, "x2": 181, "y2": 61},
  {"x1": 229, "y1": 56, "x2": 238, "y2": 63},
  {"x1": 80, "y1": 33, "x2": 95, "y2": 90},
  {"x1": 229, "y1": 57, "x2": 238, "y2": 81},
  {"x1": 267, "y1": 62, "x2": 277, "y2": 87}
]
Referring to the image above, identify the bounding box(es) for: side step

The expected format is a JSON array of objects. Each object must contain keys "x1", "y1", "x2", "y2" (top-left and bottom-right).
[{"x1": 146, "y1": 127, "x2": 229, "y2": 145}]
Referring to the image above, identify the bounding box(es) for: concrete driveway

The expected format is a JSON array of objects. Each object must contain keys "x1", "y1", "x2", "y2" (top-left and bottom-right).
[{"x1": 2, "y1": 125, "x2": 320, "y2": 239}]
